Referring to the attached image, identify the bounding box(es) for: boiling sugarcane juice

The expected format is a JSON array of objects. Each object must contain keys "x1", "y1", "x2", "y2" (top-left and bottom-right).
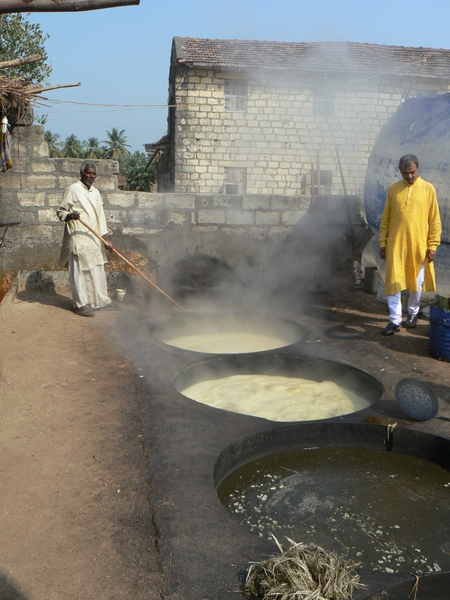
[
  {"x1": 155, "y1": 314, "x2": 304, "y2": 354},
  {"x1": 217, "y1": 447, "x2": 450, "y2": 574},
  {"x1": 180, "y1": 374, "x2": 371, "y2": 421},
  {"x1": 159, "y1": 329, "x2": 299, "y2": 353}
]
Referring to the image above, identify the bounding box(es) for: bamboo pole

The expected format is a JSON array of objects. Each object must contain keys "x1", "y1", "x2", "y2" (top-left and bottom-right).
[
  {"x1": 28, "y1": 82, "x2": 81, "y2": 94},
  {"x1": 0, "y1": 0, "x2": 139, "y2": 12},
  {"x1": 77, "y1": 217, "x2": 184, "y2": 311},
  {"x1": 0, "y1": 54, "x2": 42, "y2": 69}
]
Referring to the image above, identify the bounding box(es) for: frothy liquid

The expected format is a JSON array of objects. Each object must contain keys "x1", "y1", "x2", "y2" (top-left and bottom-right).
[
  {"x1": 160, "y1": 332, "x2": 294, "y2": 353},
  {"x1": 181, "y1": 374, "x2": 371, "y2": 421}
]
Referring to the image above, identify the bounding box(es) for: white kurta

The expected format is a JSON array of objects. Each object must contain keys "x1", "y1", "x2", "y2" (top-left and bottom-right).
[
  {"x1": 57, "y1": 180, "x2": 108, "y2": 271},
  {"x1": 57, "y1": 180, "x2": 111, "y2": 309}
]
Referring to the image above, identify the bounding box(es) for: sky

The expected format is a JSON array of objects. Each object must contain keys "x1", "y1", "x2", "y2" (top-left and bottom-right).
[{"x1": 27, "y1": 0, "x2": 450, "y2": 153}]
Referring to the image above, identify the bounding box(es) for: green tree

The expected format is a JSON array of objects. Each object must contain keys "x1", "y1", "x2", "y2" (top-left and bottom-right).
[
  {"x1": 102, "y1": 128, "x2": 130, "y2": 160},
  {"x1": 61, "y1": 134, "x2": 84, "y2": 158},
  {"x1": 44, "y1": 130, "x2": 62, "y2": 157},
  {"x1": 121, "y1": 151, "x2": 156, "y2": 191},
  {"x1": 83, "y1": 137, "x2": 103, "y2": 159},
  {"x1": 0, "y1": 14, "x2": 51, "y2": 83}
]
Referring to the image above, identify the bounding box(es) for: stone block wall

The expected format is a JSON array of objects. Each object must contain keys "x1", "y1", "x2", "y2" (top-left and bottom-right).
[
  {"x1": 0, "y1": 126, "x2": 311, "y2": 274},
  {"x1": 171, "y1": 69, "x2": 449, "y2": 196}
]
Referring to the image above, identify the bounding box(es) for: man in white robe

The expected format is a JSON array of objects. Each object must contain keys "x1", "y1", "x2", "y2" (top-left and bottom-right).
[{"x1": 57, "y1": 162, "x2": 114, "y2": 316}]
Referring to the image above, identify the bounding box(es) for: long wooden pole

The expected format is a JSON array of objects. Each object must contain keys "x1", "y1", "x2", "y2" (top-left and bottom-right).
[
  {"x1": 28, "y1": 82, "x2": 81, "y2": 94},
  {"x1": 0, "y1": 0, "x2": 139, "y2": 13},
  {"x1": 78, "y1": 217, "x2": 184, "y2": 311},
  {"x1": 0, "y1": 54, "x2": 42, "y2": 69}
]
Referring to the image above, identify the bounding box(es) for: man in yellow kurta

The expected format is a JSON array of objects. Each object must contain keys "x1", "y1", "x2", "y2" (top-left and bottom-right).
[
  {"x1": 57, "y1": 162, "x2": 114, "y2": 317},
  {"x1": 379, "y1": 155, "x2": 441, "y2": 336}
]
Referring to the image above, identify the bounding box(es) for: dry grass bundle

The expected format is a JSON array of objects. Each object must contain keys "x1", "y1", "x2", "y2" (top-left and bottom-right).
[
  {"x1": 243, "y1": 536, "x2": 364, "y2": 600},
  {"x1": 0, "y1": 74, "x2": 40, "y2": 115}
]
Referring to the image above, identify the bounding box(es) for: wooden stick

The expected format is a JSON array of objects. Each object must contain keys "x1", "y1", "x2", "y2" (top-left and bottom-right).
[
  {"x1": 28, "y1": 82, "x2": 81, "y2": 94},
  {"x1": 0, "y1": 54, "x2": 42, "y2": 69},
  {"x1": 0, "y1": 0, "x2": 139, "y2": 13},
  {"x1": 77, "y1": 217, "x2": 184, "y2": 310}
]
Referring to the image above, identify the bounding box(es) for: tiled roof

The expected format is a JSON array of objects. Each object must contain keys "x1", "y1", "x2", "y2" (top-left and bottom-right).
[
  {"x1": 145, "y1": 134, "x2": 169, "y2": 152},
  {"x1": 172, "y1": 37, "x2": 450, "y2": 79}
]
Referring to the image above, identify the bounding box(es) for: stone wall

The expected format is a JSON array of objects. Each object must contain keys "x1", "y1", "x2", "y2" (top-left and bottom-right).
[
  {"x1": 0, "y1": 125, "x2": 311, "y2": 274},
  {"x1": 171, "y1": 69, "x2": 449, "y2": 196}
]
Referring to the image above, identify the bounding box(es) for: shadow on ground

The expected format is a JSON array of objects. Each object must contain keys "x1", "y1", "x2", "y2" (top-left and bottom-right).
[{"x1": 0, "y1": 571, "x2": 29, "y2": 600}]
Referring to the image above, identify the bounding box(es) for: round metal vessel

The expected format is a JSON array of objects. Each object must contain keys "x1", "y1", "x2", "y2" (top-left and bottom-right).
[
  {"x1": 171, "y1": 353, "x2": 382, "y2": 421},
  {"x1": 364, "y1": 571, "x2": 450, "y2": 599},
  {"x1": 149, "y1": 312, "x2": 308, "y2": 355},
  {"x1": 214, "y1": 423, "x2": 450, "y2": 576}
]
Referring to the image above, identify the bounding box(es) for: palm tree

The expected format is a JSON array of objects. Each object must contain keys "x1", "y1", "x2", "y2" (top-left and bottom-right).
[
  {"x1": 61, "y1": 134, "x2": 84, "y2": 158},
  {"x1": 44, "y1": 130, "x2": 62, "y2": 158},
  {"x1": 83, "y1": 137, "x2": 103, "y2": 159},
  {"x1": 102, "y1": 128, "x2": 130, "y2": 160}
]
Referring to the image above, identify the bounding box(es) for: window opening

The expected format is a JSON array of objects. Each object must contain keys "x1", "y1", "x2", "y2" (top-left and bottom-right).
[
  {"x1": 224, "y1": 167, "x2": 247, "y2": 194},
  {"x1": 224, "y1": 80, "x2": 248, "y2": 112},
  {"x1": 313, "y1": 88, "x2": 334, "y2": 116}
]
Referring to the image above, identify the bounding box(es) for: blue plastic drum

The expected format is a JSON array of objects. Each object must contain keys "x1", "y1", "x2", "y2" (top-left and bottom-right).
[{"x1": 429, "y1": 305, "x2": 450, "y2": 361}]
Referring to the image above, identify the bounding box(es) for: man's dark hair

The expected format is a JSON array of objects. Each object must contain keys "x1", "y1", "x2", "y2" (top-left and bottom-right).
[
  {"x1": 80, "y1": 161, "x2": 97, "y2": 174},
  {"x1": 399, "y1": 155, "x2": 419, "y2": 169}
]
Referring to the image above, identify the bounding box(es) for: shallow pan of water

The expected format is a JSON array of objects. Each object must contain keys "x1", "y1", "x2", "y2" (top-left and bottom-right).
[
  {"x1": 171, "y1": 353, "x2": 382, "y2": 422},
  {"x1": 214, "y1": 423, "x2": 450, "y2": 577},
  {"x1": 149, "y1": 312, "x2": 308, "y2": 354}
]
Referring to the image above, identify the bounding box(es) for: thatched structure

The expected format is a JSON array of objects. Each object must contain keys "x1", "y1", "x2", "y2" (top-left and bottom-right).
[{"x1": 0, "y1": 55, "x2": 79, "y2": 119}]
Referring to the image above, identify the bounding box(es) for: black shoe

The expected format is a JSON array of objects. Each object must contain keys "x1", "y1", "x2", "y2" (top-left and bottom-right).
[
  {"x1": 381, "y1": 322, "x2": 400, "y2": 336},
  {"x1": 74, "y1": 305, "x2": 94, "y2": 317},
  {"x1": 403, "y1": 314, "x2": 418, "y2": 329}
]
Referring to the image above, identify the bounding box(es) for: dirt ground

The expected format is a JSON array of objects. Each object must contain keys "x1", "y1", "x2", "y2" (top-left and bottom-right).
[{"x1": 0, "y1": 288, "x2": 164, "y2": 600}]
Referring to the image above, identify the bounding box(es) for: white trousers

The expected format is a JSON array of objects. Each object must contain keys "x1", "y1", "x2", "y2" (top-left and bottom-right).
[
  {"x1": 387, "y1": 263, "x2": 425, "y2": 326},
  {"x1": 69, "y1": 254, "x2": 111, "y2": 309}
]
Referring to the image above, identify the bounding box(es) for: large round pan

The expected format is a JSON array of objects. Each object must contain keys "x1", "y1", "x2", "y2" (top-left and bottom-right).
[{"x1": 148, "y1": 312, "x2": 309, "y2": 355}]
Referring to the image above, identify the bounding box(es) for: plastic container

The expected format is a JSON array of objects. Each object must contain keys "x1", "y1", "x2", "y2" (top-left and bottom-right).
[
  {"x1": 116, "y1": 288, "x2": 126, "y2": 302},
  {"x1": 429, "y1": 304, "x2": 450, "y2": 361}
]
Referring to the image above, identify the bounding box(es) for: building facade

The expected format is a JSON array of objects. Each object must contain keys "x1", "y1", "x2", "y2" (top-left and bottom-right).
[{"x1": 148, "y1": 38, "x2": 450, "y2": 196}]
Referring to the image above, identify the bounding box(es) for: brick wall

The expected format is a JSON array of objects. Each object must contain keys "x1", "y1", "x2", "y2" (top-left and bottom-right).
[
  {"x1": 171, "y1": 69, "x2": 449, "y2": 196},
  {"x1": 0, "y1": 126, "x2": 310, "y2": 274}
]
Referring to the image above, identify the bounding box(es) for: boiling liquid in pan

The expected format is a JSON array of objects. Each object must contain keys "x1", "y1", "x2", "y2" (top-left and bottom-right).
[
  {"x1": 181, "y1": 374, "x2": 371, "y2": 421},
  {"x1": 159, "y1": 331, "x2": 294, "y2": 353},
  {"x1": 217, "y1": 448, "x2": 450, "y2": 574},
  {"x1": 154, "y1": 314, "x2": 305, "y2": 354}
]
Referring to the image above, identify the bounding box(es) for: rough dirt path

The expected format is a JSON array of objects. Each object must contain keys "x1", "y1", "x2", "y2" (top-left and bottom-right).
[{"x1": 0, "y1": 289, "x2": 163, "y2": 600}]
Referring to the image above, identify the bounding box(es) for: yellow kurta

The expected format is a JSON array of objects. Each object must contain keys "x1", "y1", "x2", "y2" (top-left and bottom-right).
[{"x1": 379, "y1": 176, "x2": 441, "y2": 295}]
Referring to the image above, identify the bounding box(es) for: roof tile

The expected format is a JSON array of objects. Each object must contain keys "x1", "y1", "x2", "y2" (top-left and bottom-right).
[{"x1": 173, "y1": 37, "x2": 450, "y2": 78}]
